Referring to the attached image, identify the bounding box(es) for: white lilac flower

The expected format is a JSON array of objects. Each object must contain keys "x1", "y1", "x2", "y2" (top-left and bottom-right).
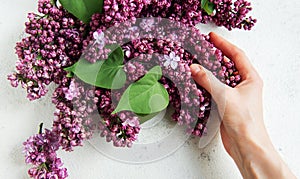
[
  {"x1": 122, "y1": 117, "x2": 139, "y2": 127},
  {"x1": 93, "y1": 30, "x2": 105, "y2": 49},
  {"x1": 64, "y1": 80, "x2": 80, "y2": 101},
  {"x1": 140, "y1": 19, "x2": 155, "y2": 32},
  {"x1": 163, "y1": 51, "x2": 180, "y2": 70}
]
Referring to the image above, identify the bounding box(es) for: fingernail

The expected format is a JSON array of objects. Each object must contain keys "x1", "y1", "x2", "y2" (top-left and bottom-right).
[{"x1": 190, "y1": 64, "x2": 201, "y2": 75}]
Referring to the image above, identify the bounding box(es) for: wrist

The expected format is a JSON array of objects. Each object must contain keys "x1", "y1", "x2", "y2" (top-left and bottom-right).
[{"x1": 230, "y1": 128, "x2": 295, "y2": 179}]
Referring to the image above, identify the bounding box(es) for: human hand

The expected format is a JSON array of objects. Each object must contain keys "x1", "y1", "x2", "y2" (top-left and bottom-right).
[{"x1": 190, "y1": 32, "x2": 296, "y2": 179}]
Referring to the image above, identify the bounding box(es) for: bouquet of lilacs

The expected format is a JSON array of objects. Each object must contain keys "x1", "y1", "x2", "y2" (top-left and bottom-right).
[{"x1": 8, "y1": 0, "x2": 256, "y2": 178}]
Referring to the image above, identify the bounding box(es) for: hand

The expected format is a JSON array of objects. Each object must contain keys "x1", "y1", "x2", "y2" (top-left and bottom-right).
[{"x1": 190, "y1": 32, "x2": 296, "y2": 179}]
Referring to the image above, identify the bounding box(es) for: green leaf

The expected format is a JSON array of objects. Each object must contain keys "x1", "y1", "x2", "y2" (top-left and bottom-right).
[
  {"x1": 201, "y1": 0, "x2": 215, "y2": 15},
  {"x1": 112, "y1": 66, "x2": 169, "y2": 115},
  {"x1": 97, "y1": 46, "x2": 126, "y2": 89},
  {"x1": 64, "y1": 46, "x2": 126, "y2": 89},
  {"x1": 59, "y1": 0, "x2": 104, "y2": 24}
]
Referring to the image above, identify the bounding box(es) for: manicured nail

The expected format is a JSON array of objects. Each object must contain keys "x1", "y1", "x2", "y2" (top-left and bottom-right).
[{"x1": 190, "y1": 64, "x2": 201, "y2": 75}]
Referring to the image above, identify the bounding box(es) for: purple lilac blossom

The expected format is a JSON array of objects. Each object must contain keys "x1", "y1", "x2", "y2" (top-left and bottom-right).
[
  {"x1": 86, "y1": 18, "x2": 241, "y2": 138},
  {"x1": 8, "y1": 0, "x2": 85, "y2": 100},
  {"x1": 8, "y1": 0, "x2": 255, "y2": 177},
  {"x1": 23, "y1": 127, "x2": 68, "y2": 179}
]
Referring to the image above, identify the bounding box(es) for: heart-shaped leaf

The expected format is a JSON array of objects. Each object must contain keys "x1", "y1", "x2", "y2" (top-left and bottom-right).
[
  {"x1": 59, "y1": 0, "x2": 104, "y2": 24},
  {"x1": 64, "y1": 46, "x2": 126, "y2": 89},
  {"x1": 112, "y1": 66, "x2": 169, "y2": 115},
  {"x1": 201, "y1": 0, "x2": 215, "y2": 15}
]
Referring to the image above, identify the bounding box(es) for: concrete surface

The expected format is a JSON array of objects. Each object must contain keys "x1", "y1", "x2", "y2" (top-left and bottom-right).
[{"x1": 0, "y1": 0, "x2": 299, "y2": 178}]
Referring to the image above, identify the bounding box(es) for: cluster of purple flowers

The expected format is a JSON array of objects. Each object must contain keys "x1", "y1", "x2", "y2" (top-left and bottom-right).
[
  {"x1": 8, "y1": 0, "x2": 254, "y2": 178},
  {"x1": 8, "y1": 0, "x2": 85, "y2": 101},
  {"x1": 85, "y1": 18, "x2": 241, "y2": 137},
  {"x1": 52, "y1": 78, "x2": 97, "y2": 151},
  {"x1": 211, "y1": 0, "x2": 257, "y2": 30},
  {"x1": 83, "y1": 0, "x2": 256, "y2": 62},
  {"x1": 23, "y1": 125, "x2": 68, "y2": 179},
  {"x1": 87, "y1": 0, "x2": 256, "y2": 29}
]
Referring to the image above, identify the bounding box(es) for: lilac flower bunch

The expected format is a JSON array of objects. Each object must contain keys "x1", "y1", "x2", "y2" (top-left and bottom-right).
[
  {"x1": 93, "y1": 0, "x2": 256, "y2": 29},
  {"x1": 7, "y1": 0, "x2": 255, "y2": 178},
  {"x1": 140, "y1": 0, "x2": 256, "y2": 29},
  {"x1": 8, "y1": 0, "x2": 85, "y2": 101},
  {"x1": 83, "y1": 0, "x2": 256, "y2": 62},
  {"x1": 211, "y1": 0, "x2": 257, "y2": 30},
  {"x1": 52, "y1": 78, "x2": 97, "y2": 151},
  {"x1": 85, "y1": 18, "x2": 241, "y2": 138},
  {"x1": 23, "y1": 124, "x2": 68, "y2": 179}
]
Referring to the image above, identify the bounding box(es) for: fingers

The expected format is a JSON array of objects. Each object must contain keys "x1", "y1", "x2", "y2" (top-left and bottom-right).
[
  {"x1": 190, "y1": 64, "x2": 229, "y2": 103},
  {"x1": 209, "y1": 32, "x2": 256, "y2": 80}
]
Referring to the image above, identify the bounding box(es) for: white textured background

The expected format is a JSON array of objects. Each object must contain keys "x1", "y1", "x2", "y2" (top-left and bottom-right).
[{"x1": 1, "y1": 0, "x2": 300, "y2": 178}]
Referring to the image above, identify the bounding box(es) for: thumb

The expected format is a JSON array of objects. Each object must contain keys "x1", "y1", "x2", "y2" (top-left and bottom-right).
[{"x1": 190, "y1": 64, "x2": 229, "y2": 104}]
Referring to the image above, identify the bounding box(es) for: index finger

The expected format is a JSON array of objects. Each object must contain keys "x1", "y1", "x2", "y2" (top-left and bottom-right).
[{"x1": 209, "y1": 32, "x2": 257, "y2": 80}]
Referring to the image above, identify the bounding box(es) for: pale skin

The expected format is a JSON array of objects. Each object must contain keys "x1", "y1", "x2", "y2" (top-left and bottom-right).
[{"x1": 190, "y1": 32, "x2": 296, "y2": 179}]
